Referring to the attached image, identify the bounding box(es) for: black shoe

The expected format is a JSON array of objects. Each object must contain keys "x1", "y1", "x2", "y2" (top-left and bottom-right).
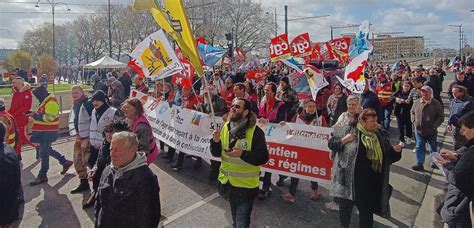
[
  {"x1": 82, "y1": 191, "x2": 95, "y2": 209},
  {"x1": 258, "y1": 190, "x2": 271, "y2": 200},
  {"x1": 171, "y1": 163, "x2": 182, "y2": 171},
  {"x1": 431, "y1": 163, "x2": 439, "y2": 169},
  {"x1": 61, "y1": 160, "x2": 74, "y2": 175},
  {"x1": 412, "y1": 164, "x2": 425, "y2": 171},
  {"x1": 71, "y1": 179, "x2": 90, "y2": 194},
  {"x1": 29, "y1": 176, "x2": 48, "y2": 186}
]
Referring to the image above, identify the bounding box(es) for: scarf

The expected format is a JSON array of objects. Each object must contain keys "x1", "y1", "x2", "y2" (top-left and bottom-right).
[
  {"x1": 229, "y1": 118, "x2": 249, "y2": 140},
  {"x1": 356, "y1": 123, "x2": 383, "y2": 173}
]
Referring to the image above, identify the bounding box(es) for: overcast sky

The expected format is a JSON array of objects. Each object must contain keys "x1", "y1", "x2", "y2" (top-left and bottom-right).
[{"x1": 0, "y1": 0, "x2": 473, "y2": 50}]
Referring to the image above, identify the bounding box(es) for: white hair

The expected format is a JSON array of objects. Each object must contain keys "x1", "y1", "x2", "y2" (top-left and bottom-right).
[{"x1": 112, "y1": 131, "x2": 138, "y2": 149}]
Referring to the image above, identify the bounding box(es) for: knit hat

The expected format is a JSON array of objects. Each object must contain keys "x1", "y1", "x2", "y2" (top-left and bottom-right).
[
  {"x1": 280, "y1": 76, "x2": 289, "y2": 85},
  {"x1": 91, "y1": 90, "x2": 107, "y2": 103}
]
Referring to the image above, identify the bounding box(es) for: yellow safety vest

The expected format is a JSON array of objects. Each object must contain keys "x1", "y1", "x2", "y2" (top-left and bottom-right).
[
  {"x1": 219, "y1": 122, "x2": 260, "y2": 188},
  {"x1": 32, "y1": 94, "x2": 60, "y2": 132}
]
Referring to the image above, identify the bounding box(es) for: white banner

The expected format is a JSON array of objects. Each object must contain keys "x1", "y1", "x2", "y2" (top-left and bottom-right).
[
  {"x1": 131, "y1": 29, "x2": 183, "y2": 80},
  {"x1": 133, "y1": 90, "x2": 334, "y2": 182}
]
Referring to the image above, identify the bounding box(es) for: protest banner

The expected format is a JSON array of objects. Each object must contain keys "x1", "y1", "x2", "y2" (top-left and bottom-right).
[
  {"x1": 260, "y1": 123, "x2": 334, "y2": 183},
  {"x1": 290, "y1": 33, "x2": 312, "y2": 58},
  {"x1": 270, "y1": 34, "x2": 291, "y2": 62},
  {"x1": 130, "y1": 30, "x2": 183, "y2": 80},
  {"x1": 131, "y1": 89, "x2": 334, "y2": 183}
]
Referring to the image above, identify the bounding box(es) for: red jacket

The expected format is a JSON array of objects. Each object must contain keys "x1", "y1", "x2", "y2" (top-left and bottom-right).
[{"x1": 8, "y1": 84, "x2": 32, "y2": 126}]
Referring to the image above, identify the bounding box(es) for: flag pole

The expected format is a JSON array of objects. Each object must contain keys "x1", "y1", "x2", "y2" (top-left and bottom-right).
[{"x1": 201, "y1": 73, "x2": 217, "y2": 125}]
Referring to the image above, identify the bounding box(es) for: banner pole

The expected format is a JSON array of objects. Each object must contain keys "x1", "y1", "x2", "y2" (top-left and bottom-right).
[{"x1": 201, "y1": 74, "x2": 217, "y2": 125}]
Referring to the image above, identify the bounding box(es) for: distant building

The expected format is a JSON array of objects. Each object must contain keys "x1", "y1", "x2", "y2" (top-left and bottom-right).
[
  {"x1": 371, "y1": 35, "x2": 425, "y2": 60},
  {"x1": 0, "y1": 48, "x2": 16, "y2": 74},
  {"x1": 0, "y1": 48, "x2": 15, "y2": 62}
]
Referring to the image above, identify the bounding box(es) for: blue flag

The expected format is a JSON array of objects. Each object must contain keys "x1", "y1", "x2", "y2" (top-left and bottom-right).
[
  {"x1": 197, "y1": 43, "x2": 228, "y2": 68},
  {"x1": 391, "y1": 62, "x2": 398, "y2": 72}
]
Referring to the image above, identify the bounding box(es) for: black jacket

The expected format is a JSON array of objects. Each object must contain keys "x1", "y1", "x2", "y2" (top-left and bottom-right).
[
  {"x1": 95, "y1": 158, "x2": 161, "y2": 228},
  {"x1": 453, "y1": 140, "x2": 474, "y2": 200},
  {"x1": 438, "y1": 141, "x2": 473, "y2": 224},
  {"x1": 118, "y1": 75, "x2": 132, "y2": 98},
  {"x1": 393, "y1": 89, "x2": 413, "y2": 118},
  {"x1": 0, "y1": 145, "x2": 20, "y2": 225},
  {"x1": 425, "y1": 75, "x2": 442, "y2": 101},
  {"x1": 361, "y1": 90, "x2": 382, "y2": 121}
]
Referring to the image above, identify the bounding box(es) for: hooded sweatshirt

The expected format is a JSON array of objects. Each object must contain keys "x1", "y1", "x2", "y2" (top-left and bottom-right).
[
  {"x1": 110, "y1": 152, "x2": 147, "y2": 187},
  {"x1": 8, "y1": 82, "x2": 32, "y2": 126}
]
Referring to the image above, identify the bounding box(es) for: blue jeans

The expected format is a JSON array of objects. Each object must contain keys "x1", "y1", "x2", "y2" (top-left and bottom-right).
[
  {"x1": 230, "y1": 197, "x2": 254, "y2": 228},
  {"x1": 39, "y1": 141, "x2": 67, "y2": 177},
  {"x1": 415, "y1": 131, "x2": 437, "y2": 165}
]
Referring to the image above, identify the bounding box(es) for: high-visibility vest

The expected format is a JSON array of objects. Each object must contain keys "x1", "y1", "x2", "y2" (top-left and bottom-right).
[
  {"x1": 31, "y1": 94, "x2": 60, "y2": 132},
  {"x1": 219, "y1": 122, "x2": 260, "y2": 189},
  {"x1": 0, "y1": 112, "x2": 17, "y2": 148},
  {"x1": 376, "y1": 82, "x2": 393, "y2": 107}
]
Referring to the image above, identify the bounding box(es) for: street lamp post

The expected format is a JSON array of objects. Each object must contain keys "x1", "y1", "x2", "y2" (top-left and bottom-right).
[
  {"x1": 265, "y1": 7, "x2": 277, "y2": 37},
  {"x1": 108, "y1": 0, "x2": 112, "y2": 58},
  {"x1": 448, "y1": 24, "x2": 462, "y2": 58},
  {"x1": 35, "y1": 0, "x2": 70, "y2": 92}
]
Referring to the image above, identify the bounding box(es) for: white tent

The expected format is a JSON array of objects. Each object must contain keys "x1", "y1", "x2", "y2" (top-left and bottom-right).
[
  {"x1": 83, "y1": 56, "x2": 127, "y2": 69},
  {"x1": 82, "y1": 56, "x2": 127, "y2": 84}
]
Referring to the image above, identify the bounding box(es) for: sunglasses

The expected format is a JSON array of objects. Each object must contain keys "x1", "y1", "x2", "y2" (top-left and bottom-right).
[{"x1": 231, "y1": 104, "x2": 243, "y2": 109}]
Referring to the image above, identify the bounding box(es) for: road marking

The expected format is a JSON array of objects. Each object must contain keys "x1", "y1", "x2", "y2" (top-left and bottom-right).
[{"x1": 163, "y1": 192, "x2": 220, "y2": 226}]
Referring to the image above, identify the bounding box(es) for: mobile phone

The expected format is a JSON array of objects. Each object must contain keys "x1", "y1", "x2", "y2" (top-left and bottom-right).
[
  {"x1": 224, "y1": 148, "x2": 232, "y2": 153},
  {"x1": 25, "y1": 111, "x2": 32, "y2": 114}
]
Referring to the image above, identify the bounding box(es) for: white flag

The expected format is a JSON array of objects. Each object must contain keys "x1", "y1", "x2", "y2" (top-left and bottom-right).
[
  {"x1": 131, "y1": 30, "x2": 183, "y2": 80},
  {"x1": 303, "y1": 65, "x2": 329, "y2": 100}
]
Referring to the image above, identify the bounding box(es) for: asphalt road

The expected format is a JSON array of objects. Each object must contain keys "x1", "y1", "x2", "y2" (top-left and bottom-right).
[{"x1": 12, "y1": 73, "x2": 456, "y2": 228}]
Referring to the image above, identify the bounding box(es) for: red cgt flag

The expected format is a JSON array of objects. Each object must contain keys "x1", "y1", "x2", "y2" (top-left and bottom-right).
[
  {"x1": 269, "y1": 34, "x2": 291, "y2": 62},
  {"x1": 245, "y1": 69, "x2": 268, "y2": 82},
  {"x1": 290, "y1": 33, "x2": 312, "y2": 58},
  {"x1": 310, "y1": 44, "x2": 324, "y2": 61},
  {"x1": 327, "y1": 37, "x2": 351, "y2": 63}
]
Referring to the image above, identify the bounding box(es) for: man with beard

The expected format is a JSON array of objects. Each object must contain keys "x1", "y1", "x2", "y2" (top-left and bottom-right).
[{"x1": 210, "y1": 98, "x2": 269, "y2": 228}]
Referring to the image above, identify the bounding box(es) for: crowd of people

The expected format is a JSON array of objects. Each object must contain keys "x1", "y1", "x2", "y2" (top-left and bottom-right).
[{"x1": 0, "y1": 56, "x2": 473, "y2": 228}]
